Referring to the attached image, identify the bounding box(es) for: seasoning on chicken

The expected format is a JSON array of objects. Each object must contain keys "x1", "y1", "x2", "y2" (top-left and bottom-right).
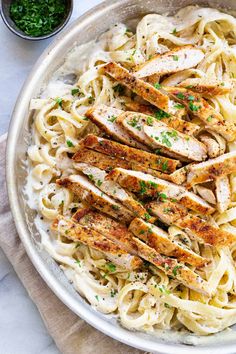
[
  {"x1": 134, "y1": 46, "x2": 204, "y2": 78},
  {"x1": 104, "y1": 62, "x2": 170, "y2": 111},
  {"x1": 57, "y1": 174, "x2": 134, "y2": 223}
]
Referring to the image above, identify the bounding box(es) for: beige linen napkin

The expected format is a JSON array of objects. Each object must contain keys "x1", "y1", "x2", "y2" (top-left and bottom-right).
[{"x1": 0, "y1": 134, "x2": 147, "y2": 354}]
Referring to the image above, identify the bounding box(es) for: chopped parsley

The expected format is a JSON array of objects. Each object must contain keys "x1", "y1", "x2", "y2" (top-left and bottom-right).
[
  {"x1": 147, "y1": 116, "x2": 154, "y2": 126},
  {"x1": 144, "y1": 213, "x2": 151, "y2": 221},
  {"x1": 158, "y1": 285, "x2": 171, "y2": 294},
  {"x1": 88, "y1": 174, "x2": 94, "y2": 181},
  {"x1": 188, "y1": 95, "x2": 195, "y2": 101},
  {"x1": 189, "y1": 102, "x2": 201, "y2": 112},
  {"x1": 95, "y1": 295, "x2": 99, "y2": 301},
  {"x1": 172, "y1": 265, "x2": 182, "y2": 276},
  {"x1": 207, "y1": 115, "x2": 213, "y2": 122},
  {"x1": 66, "y1": 140, "x2": 74, "y2": 148},
  {"x1": 55, "y1": 97, "x2": 62, "y2": 107},
  {"x1": 75, "y1": 259, "x2": 81, "y2": 267},
  {"x1": 185, "y1": 85, "x2": 193, "y2": 89},
  {"x1": 159, "y1": 193, "x2": 167, "y2": 201},
  {"x1": 176, "y1": 92, "x2": 185, "y2": 100},
  {"x1": 96, "y1": 180, "x2": 103, "y2": 187},
  {"x1": 10, "y1": 0, "x2": 66, "y2": 37},
  {"x1": 174, "y1": 103, "x2": 185, "y2": 109},
  {"x1": 139, "y1": 181, "x2": 147, "y2": 195},
  {"x1": 154, "y1": 109, "x2": 170, "y2": 120},
  {"x1": 172, "y1": 28, "x2": 177, "y2": 34},
  {"x1": 112, "y1": 205, "x2": 120, "y2": 211},
  {"x1": 127, "y1": 117, "x2": 141, "y2": 131},
  {"x1": 159, "y1": 130, "x2": 178, "y2": 147},
  {"x1": 148, "y1": 181, "x2": 158, "y2": 188},
  {"x1": 173, "y1": 55, "x2": 179, "y2": 61},
  {"x1": 161, "y1": 161, "x2": 168, "y2": 172},
  {"x1": 71, "y1": 88, "x2": 80, "y2": 96},
  {"x1": 163, "y1": 207, "x2": 171, "y2": 214},
  {"x1": 154, "y1": 83, "x2": 162, "y2": 89},
  {"x1": 108, "y1": 115, "x2": 117, "y2": 123},
  {"x1": 106, "y1": 262, "x2": 116, "y2": 273}
]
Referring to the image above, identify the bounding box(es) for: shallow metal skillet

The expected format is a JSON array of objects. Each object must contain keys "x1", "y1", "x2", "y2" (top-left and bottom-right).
[{"x1": 6, "y1": 0, "x2": 236, "y2": 352}]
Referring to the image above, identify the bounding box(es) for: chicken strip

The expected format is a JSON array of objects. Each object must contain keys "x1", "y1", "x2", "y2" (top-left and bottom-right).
[
  {"x1": 73, "y1": 163, "x2": 153, "y2": 221},
  {"x1": 73, "y1": 147, "x2": 172, "y2": 179},
  {"x1": 79, "y1": 134, "x2": 180, "y2": 173},
  {"x1": 132, "y1": 238, "x2": 209, "y2": 295},
  {"x1": 179, "y1": 78, "x2": 234, "y2": 96},
  {"x1": 72, "y1": 208, "x2": 137, "y2": 254},
  {"x1": 85, "y1": 104, "x2": 148, "y2": 150},
  {"x1": 215, "y1": 176, "x2": 231, "y2": 213},
  {"x1": 52, "y1": 216, "x2": 142, "y2": 270},
  {"x1": 186, "y1": 151, "x2": 236, "y2": 187},
  {"x1": 104, "y1": 62, "x2": 170, "y2": 111},
  {"x1": 116, "y1": 112, "x2": 207, "y2": 162},
  {"x1": 148, "y1": 201, "x2": 236, "y2": 247},
  {"x1": 57, "y1": 174, "x2": 134, "y2": 223},
  {"x1": 129, "y1": 218, "x2": 208, "y2": 267},
  {"x1": 107, "y1": 168, "x2": 215, "y2": 215},
  {"x1": 134, "y1": 46, "x2": 204, "y2": 78},
  {"x1": 199, "y1": 134, "x2": 221, "y2": 158},
  {"x1": 125, "y1": 100, "x2": 200, "y2": 135},
  {"x1": 195, "y1": 185, "x2": 216, "y2": 205},
  {"x1": 164, "y1": 86, "x2": 236, "y2": 141}
]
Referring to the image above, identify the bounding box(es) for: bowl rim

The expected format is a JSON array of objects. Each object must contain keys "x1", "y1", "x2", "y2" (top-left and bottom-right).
[
  {"x1": 5, "y1": 0, "x2": 236, "y2": 352},
  {"x1": 0, "y1": 0, "x2": 73, "y2": 40}
]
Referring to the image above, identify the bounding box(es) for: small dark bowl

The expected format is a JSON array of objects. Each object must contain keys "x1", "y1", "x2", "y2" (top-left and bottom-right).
[{"x1": 0, "y1": 0, "x2": 73, "y2": 40}]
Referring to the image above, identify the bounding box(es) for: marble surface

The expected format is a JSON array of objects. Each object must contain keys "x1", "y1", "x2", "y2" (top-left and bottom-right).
[{"x1": 0, "y1": 1, "x2": 102, "y2": 353}]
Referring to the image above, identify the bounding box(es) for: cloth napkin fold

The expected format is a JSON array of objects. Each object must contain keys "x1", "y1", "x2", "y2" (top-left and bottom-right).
[{"x1": 0, "y1": 134, "x2": 146, "y2": 354}]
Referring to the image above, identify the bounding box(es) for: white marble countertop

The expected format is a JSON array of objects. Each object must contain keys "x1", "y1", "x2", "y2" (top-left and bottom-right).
[{"x1": 0, "y1": 1, "x2": 102, "y2": 353}]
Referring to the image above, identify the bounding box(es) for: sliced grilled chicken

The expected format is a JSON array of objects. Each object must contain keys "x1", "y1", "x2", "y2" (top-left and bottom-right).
[
  {"x1": 215, "y1": 176, "x2": 231, "y2": 213},
  {"x1": 125, "y1": 100, "x2": 200, "y2": 135},
  {"x1": 73, "y1": 147, "x2": 171, "y2": 179},
  {"x1": 144, "y1": 124, "x2": 206, "y2": 162},
  {"x1": 199, "y1": 134, "x2": 221, "y2": 158},
  {"x1": 72, "y1": 208, "x2": 137, "y2": 254},
  {"x1": 168, "y1": 166, "x2": 188, "y2": 185},
  {"x1": 104, "y1": 62, "x2": 170, "y2": 111},
  {"x1": 57, "y1": 174, "x2": 134, "y2": 223},
  {"x1": 73, "y1": 163, "x2": 152, "y2": 221},
  {"x1": 107, "y1": 168, "x2": 215, "y2": 214},
  {"x1": 178, "y1": 214, "x2": 236, "y2": 247},
  {"x1": 52, "y1": 216, "x2": 142, "y2": 270},
  {"x1": 195, "y1": 185, "x2": 216, "y2": 205},
  {"x1": 116, "y1": 112, "x2": 207, "y2": 162},
  {"x1": 187, "y1": 151, "x2": 236, "y2": 187},
  {"x1": 147, "y1": 200, "x2": 188, "y2": 225},
  {"x1": 148, "y1": 201, "x2": 236, "y2": 247},
  {"x1": 132, "y1": 238, "x2": 209, "y2": 295},
  {"x1": 129, "y1": 218, "x2": 207, "y2": 267},
  {"x1": 79, "y1": 134, "x2": 180, "y2": 173},
  {"x1": 85, "y1": 104, "x2": 148, "y2": 150},
  {"x1": 164, "y1": 87, "x2": 236, "y2": 141},
  {"x1": 134, "y1": 46, "x2": 204, "y2": 78},
  {"x1": 179, "y1": 78, "x2": 234, "y2": 96}
]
